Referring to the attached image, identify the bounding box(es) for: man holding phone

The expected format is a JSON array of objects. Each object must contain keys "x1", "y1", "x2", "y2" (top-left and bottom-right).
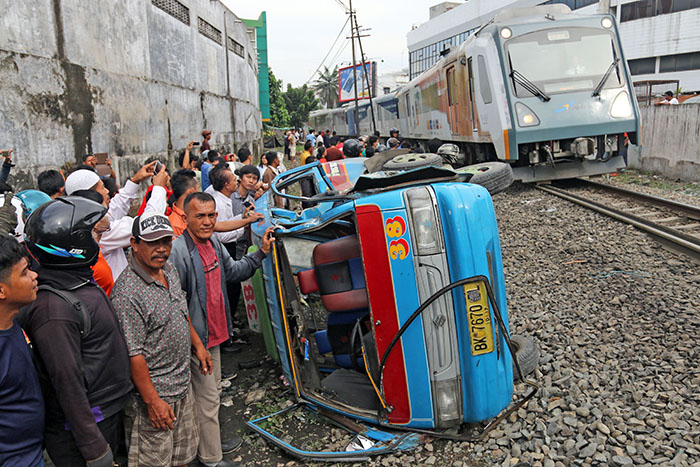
[{"x1": 170, "y1": 192, "x2": 273, "y2": 467}]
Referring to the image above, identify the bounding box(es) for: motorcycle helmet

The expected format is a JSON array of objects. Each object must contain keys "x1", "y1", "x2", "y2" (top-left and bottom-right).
[
  {"x1": 343, "y1": 138, "x2": 363, "y2": 158},
  {"x1": 16, "y1": 190, "x2": 52, "y2": 219},
  {"x1": 25, "y1": 196, "x2": 107, "y2": 268},
  {"x1": 437, "y1": 143, "x2": 464, "y2": 166},
  {"x1": 389, "y1": 127, "x2": 399, "y2": 137}
]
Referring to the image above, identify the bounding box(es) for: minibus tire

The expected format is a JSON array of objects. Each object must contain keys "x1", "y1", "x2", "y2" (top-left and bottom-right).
[
  {"x1": 457, "y1": 162, "x2": 514, "y2": 195},
  {"x1": 511, "y1": 334, "x2": 539, "y2": 380},
  {"x1": 383, "y1": 153, "x2": 443, "y2": 171}
]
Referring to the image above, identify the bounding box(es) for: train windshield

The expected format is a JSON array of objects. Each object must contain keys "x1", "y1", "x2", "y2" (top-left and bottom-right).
[{"x1": 506, "y1": 28, "x2": 621, "y2": 96}]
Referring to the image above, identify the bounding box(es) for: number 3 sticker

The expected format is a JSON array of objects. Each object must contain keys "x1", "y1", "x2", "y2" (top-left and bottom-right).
[
  {"x1": 385, "y1": 216, "x2": 406, "y2": 238},
  {"x1": 389, "y1": 238, "x2": 409, "y2": 260}
]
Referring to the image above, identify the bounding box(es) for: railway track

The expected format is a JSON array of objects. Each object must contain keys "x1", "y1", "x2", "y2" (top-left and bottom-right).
[{"x1": 535, "y1": 179, "x2": 700, "y2": 263}]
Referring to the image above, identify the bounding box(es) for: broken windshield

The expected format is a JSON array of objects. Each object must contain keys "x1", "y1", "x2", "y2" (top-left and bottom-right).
[{"x1": 506, "y1": 28, "x2": 621, "y2": 96}]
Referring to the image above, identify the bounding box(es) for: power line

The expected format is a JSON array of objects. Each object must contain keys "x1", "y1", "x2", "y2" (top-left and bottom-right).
[{"x1": 304, "y1": 16, "x2": 351, "y2": 85}]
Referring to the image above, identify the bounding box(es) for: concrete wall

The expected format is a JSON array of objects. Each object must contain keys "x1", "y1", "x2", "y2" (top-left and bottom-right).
[
  {"x1": 0, "y1": 0, "x2": 262, "y2": 188},
  {"x1": 627, "y1": 104, "x2": 700, "y2": 181}
]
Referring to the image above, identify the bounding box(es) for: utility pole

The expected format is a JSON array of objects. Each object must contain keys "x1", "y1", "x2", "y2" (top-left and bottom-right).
[
  {"x1": 597, "y1": 0, "x2": 611, "y2": 14},
  {"x1": 348, "y1": 0, "x2": 359, "y2": 135},
  {"x1": 353, "y1": 13, "x2": 377, "y2": 134}
]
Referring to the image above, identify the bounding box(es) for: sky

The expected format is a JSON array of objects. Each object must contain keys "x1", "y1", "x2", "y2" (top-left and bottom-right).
[{"x1": 223, "y1": 0, "x2": 438, "y2": 88}]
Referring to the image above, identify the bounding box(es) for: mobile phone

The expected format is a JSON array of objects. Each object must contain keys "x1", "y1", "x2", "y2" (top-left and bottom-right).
[
  {"x1": 243, "y1": 201, "x2": 253, "y2": 209},
  {"x1": 192, "y1": 142, "x2": 200, "y2": 146},
  {"x1": 154, "y1": 161, "x2": 162, "y2": 173}
]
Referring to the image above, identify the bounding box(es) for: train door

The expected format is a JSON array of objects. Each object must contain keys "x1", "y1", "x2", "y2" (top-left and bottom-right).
[
  {"x1": 467, "y1": 57, "x2": 478, "y2": 137},
  {"x1": 446, "y1": 65, "x2": 460, "y2": 135}
]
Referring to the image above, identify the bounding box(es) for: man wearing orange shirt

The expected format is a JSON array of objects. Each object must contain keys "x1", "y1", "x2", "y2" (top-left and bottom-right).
[{"x1": 168, "y1": 170, "x2": 199, "y2": 237}]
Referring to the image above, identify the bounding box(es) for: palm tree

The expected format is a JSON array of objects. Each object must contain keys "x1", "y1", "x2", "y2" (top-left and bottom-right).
[{"x1": 313, "y1": 66, "x2": 339, "y2": 109}]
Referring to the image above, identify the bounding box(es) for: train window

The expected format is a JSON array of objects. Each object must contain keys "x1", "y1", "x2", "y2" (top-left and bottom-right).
[
  {"x1": 477, "y1": 55, "x2": 493, "y2": 104},
  {"x1": 506, "y1": 28, "x2": 621, "y2": 96},
  {"x1": 447, "y1": 67, "x2": 457, "y2": 106}
]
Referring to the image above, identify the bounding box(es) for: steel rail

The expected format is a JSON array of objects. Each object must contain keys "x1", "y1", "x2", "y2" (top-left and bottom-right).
[
  {"x1": 536, "y1": 184, "x2": 700, "y2": 262},
  {"x1": 574, "y1": 178, "x2": 700, "y2": 220}
]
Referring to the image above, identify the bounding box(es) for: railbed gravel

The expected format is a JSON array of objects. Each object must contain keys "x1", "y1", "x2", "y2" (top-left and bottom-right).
[{"x1": 358, "y1": 179, "x2": 700, "y2": 467}]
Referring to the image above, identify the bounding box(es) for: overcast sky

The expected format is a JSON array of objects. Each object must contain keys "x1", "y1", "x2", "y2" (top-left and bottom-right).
[{"x1": 223, "y1": 0, "x2": 438, "y2": 88}]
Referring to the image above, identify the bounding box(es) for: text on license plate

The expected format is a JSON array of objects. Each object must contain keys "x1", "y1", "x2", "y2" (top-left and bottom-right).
[{"x1": 464, "y1": 281, "x2": 495, "y2": 356}]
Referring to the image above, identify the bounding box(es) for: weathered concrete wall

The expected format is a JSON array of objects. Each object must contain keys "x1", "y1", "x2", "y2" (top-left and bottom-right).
[
  {"x1": 0, "y1": 0, "x2": 262, "y2": 188},
  {"x1": 628, "y1": 104, "x2": 700, "y2": 181}
]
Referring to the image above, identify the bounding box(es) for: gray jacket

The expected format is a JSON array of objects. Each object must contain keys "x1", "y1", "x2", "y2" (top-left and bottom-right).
[{"x1": 170, "y1": 230, "x2": 265, "y2": 347}]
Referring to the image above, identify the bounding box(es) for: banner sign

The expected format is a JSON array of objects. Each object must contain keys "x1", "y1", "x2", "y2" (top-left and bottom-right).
[{"x1": 338, "y1": 62, "x2": 375, "y2": 103}]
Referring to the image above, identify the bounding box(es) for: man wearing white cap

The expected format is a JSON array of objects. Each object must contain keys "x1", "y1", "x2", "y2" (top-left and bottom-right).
[{"x1": 64, "y1": 161, "x2": 169, "y2": 280}]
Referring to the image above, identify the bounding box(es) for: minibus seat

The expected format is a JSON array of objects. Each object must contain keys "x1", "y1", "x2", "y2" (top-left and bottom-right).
[
  {"x1": 296, "y1": 235, "x2": 371, "y2": 369},
  {"x1": 312, "y1": 235, "x2": 369, "y2": 312}
]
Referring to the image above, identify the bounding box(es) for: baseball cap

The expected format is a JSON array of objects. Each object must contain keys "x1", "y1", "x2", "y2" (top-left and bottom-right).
[
  {"x1": 132, "y1": 213, "x2": 174, "y2": 242},
  {"x1": 202, "y1": 130, "x2": 212, "y2": 136},
  {"x1": 65, "y1": 170, "x2": 101, "y2": 195}
]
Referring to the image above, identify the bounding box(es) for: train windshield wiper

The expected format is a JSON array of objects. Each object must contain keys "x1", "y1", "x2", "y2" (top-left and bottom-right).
[
  {"x1": 509, "y1": 69, "x2": 550, "y2": 102},
  {"x1": 592, "y1": 58, "x2": 620, "y2": 97}
]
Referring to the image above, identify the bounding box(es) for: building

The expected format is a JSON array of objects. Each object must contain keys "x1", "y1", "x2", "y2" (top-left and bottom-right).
[
  {"x1": 242, "y1": 12, "x2": 271, "y2": 123},
  {"x1": 377, "y1": 69, "x2": 410, "y2": 94},
  {"x1": 407, "y1": 0, "x2": 700, "y2": 93},
  {"x1": 0, "y1": 0, "x2": 262, "y2": 184}
]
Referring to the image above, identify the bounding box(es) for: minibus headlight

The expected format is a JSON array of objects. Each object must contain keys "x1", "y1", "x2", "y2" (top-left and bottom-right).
[
  {"x1": 515, "y1": 102, "x2": 540, "y2": 127},
  {"x1": 601, "y1": 17, "x2": 613, "y2": 29},
  {"x1": 610, "y1": 91, "x2": 633, "y2": 118},
  {"x1": 500, "y1": 27, "x2": 512, "y2": 39},
  {"x1": 406, "y1": 188, "x2": 441, "y2": 256},
  {"x1": 434, "y1": 379, "x2": 462, "y2": 428}
]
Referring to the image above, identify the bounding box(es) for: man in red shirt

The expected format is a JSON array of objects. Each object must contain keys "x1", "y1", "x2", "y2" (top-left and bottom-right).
[{"x1": 170, "y1": 192, "x2": 273, "y2": 467}]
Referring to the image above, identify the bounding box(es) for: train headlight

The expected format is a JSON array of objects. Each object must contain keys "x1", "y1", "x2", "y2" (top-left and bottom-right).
[
  {"x1": 601, "y1": 17, "x2": 613, "y2": 29},
  {"x1": 610, "y1": 91, "x2": 633, "y2": 118},
  {"x1": 515, "y1": 102, "x2": 540, "y2": 127},
  {"x1": 500, "y1": 27, "x2": 512, "y2": 39}
]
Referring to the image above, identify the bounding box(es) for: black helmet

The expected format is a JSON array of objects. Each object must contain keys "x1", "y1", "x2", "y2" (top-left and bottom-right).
[
  {"x1": 343, "y1": 138, "x2": 363, "y2": 158},
  {"x1": 25, "y1": 196, "x2": 107, "y2": 268},
  {"x1": 389, "y1": 127, "x2": 399, "y2": 136}
]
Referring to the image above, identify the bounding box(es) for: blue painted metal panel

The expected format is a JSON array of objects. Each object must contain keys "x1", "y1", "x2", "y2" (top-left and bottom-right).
[{"x1": 432, "y1": 182, "x2": 513, "y2": 423}]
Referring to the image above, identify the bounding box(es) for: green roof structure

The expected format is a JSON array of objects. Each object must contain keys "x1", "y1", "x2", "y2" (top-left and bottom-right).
[{"x1": 241, "y1": 12, "x2": 270, "y2": 122}]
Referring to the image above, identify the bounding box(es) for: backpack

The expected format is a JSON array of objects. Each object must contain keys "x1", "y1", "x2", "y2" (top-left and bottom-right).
[{"x1": 18, "y1": 283, "x2": 92, "y2": 397}]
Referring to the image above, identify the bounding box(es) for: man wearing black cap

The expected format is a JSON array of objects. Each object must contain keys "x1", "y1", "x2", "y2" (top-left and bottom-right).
[{"x1": 112, "y1": 213, "x2": 211, "y2": 466}]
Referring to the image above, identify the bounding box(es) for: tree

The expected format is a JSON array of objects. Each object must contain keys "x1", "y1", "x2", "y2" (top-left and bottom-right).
[
  {"x1": 283, "y1": 84, "x2": 319, "y2": 129},
  {"x1": 313, "y1": 65, "x2": 339, "y2": 109},
  {"x1": 269, "y1": 67, "x2": 290, "y2": 128}
]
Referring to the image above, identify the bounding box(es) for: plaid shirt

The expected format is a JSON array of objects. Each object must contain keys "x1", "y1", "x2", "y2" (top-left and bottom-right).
[{"x1": 112, "y1": 252, "x2": 191, "y2": 402}]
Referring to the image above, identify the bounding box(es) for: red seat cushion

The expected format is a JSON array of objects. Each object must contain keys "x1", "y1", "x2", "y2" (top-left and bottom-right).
[
  {"x1": 321, "y1": 288, "x2": 369, "y2": 313},
  {"x1": 297, "y1": 268, "x2": 319, "y2": 294}
]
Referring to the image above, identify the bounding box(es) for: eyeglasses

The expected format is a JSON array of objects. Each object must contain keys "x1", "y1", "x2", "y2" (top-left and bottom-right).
[{"x1": 204, "y1": 259, "x2": 219, "y2": 274}]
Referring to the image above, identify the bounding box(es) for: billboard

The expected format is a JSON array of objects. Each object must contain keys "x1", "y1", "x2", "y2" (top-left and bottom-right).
[{"x1": 338, "y1": 62, "x2": 375, "y2": 103}]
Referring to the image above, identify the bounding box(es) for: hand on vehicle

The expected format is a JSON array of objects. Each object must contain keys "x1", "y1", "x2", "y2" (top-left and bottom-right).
[
  {"x1": 261, "y1": 226, "x2": 275, "y2": 254},
  {"x1": 131, "y1": 160, "x2": 158, "y2": 184},
  {"x1": 152, "y1": 163, "x2": 170, "y2": 188},
  {"x1": 194, "y1": 345, "x2": 213, "y2": 375},
  {"x1": 146, "y1": 397, "x2": 176, "y2": 430}
]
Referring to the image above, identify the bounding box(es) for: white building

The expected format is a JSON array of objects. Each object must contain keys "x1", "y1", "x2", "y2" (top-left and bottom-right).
[{"x1": 407, "y1": 0, "x2": 700, "y2": 92}]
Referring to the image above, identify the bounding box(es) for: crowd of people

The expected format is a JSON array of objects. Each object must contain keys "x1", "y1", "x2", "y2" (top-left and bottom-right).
[
  {"x1": 0, "y1": 125, "x2": 423, "y2": 467},
  {"x1": 0, "y1": 130, "x2": 284, "y2": 467}
]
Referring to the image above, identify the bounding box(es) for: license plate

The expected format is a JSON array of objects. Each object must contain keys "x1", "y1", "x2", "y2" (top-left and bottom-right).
[{"x1": 464, "y1": 282, "x2": 495, "y2": 356}]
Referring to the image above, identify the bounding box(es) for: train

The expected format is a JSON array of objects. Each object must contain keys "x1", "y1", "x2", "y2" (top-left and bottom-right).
[{"x1": 309, "y1": 5, "x2": 641, "y2": 183}]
